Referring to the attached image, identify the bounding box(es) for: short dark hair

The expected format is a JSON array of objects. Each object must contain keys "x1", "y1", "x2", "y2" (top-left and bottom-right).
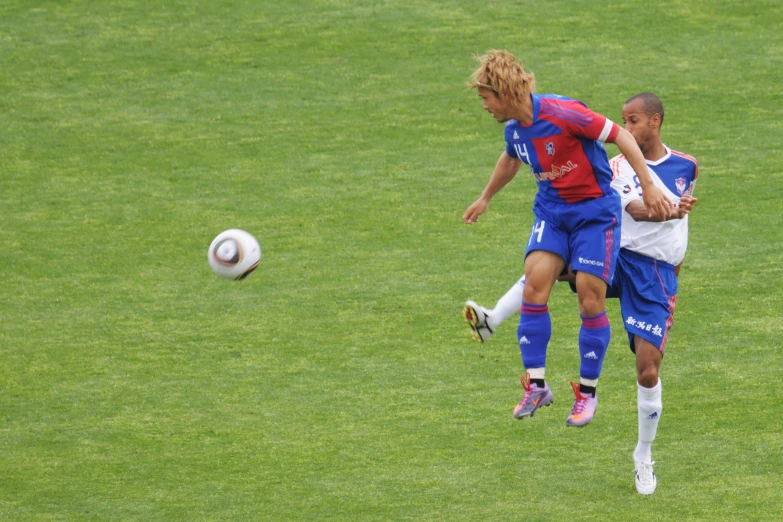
[{"x1": 625, "y1": 92, "x2": 664, "y2": 126}]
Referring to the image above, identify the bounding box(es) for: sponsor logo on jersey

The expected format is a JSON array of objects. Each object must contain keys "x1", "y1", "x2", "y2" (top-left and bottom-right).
[
  {"x1": 545, "y1": 141, "x2": 555, "y2": 155},
  {"x1": 578, "y1": 257, "x2": 604, "y2": 267},
  {"x1": 533, "y1": 161, "x2": 578, "y2": 181},
  {"x1": 513, "y1": 131, "x2": 520, "y2": 140},
  {"x1": 675, "y1": 177, "x2": 687, "y2": 194}
]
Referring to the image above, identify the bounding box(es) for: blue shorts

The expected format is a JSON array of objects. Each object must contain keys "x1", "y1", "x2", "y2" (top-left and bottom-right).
[
  {"x1": 525, "y1": 194, "x2": 621, "y2": 284},
  {"x1": 610, "y1": 249, "x2": 678, "y2": 354}
]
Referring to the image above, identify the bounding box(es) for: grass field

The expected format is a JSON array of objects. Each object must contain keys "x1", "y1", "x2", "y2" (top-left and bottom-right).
[{"x1": 2, "y1": 0, "x2": 782, "y2": 520}]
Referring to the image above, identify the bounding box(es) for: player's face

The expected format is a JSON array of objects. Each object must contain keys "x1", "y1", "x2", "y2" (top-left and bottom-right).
[
  {"x1": 478, "y1": 87, "x2": 510, "y2": 122},
  {"x1": 622, "y1": 99, "x2": 655, "y2": 155}
]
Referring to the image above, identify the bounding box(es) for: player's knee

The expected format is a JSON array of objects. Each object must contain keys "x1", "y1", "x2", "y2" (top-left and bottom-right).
[
  {"x1": 522, "y1": 277, "x2": 551, "y2": 304},
  {"x1": 577, "y1": 291, "x2": 605, "y2": 316},
  {"x1": 575, "y1": 276, "x2": 607, "y2": 315},
  {"x1": 637, "y1": 364, "x2": 659, "y2": 388}
]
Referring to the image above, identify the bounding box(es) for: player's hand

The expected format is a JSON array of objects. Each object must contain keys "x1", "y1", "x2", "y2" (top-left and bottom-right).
[
  {"x1": 463, "y1": 199, "x2": 488, "y2": 224},
  {"x1": 678, "y1": 194, "x2": 698, "y2": 213},
  {"x1": 676, "y1": 194, "x2": 698, "y2": 218},
  {"x1": 642, "y1": 184, "x2": 672, "y2": 221}
]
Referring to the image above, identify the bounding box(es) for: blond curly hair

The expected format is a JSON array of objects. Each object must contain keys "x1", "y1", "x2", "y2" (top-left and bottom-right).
[{"x1": 470, "y1": 50, "x2": 535, "y2": 107}]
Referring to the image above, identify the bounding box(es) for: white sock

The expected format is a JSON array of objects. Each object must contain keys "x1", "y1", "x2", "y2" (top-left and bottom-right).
[
  {"x1": 634, "y1": 379, "x2": 662, "y2": 464},
  {"x1": 527, "y1": 367, "x2": 545, "y2": 381},
  {"x1": 488, "y1": 275, "x2": 525, "y2": 330}
]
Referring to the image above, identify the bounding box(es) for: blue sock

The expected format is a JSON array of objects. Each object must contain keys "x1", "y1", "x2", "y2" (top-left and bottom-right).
[
  {"x1": 518, "y1": 302, "x2": 550, "y2": 370},
  {"x1": 579, "y1": 311, "x2": 611, "y2": 380}
]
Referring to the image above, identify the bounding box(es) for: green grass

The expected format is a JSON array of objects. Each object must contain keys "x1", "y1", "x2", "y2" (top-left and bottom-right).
[{"x1": 1, "y1": 0, "x2": 782, "y2": 520}]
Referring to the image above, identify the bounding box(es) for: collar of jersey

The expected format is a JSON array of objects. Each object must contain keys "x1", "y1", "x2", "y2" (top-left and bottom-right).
[
  {"x1": 646, "y1": 145, "x2": 672, "y2": 166},
  {"x1": 514, "y1": 94, "x2": 539, "y2": 128}
]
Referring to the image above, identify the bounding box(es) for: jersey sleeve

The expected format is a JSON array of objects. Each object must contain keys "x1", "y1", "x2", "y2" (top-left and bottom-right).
[
  {"x1": 597, "y1": 118, "x2": 621, "y2": 143},
  {"x1": 609, "y1": 156, "x2": 642, "y2": 209},
  {"x1": 687, "y1": 178, "x2": 697, "y2": 196},
  {"x1": 504, "y1": 121, "x2": 519, "y2": 158},
  {"x1": 540, "y1": 99, "x2": 620, "y2": 143},
  {"x1": 672, "y1": 149, "x2": 699, "y2": 195}
]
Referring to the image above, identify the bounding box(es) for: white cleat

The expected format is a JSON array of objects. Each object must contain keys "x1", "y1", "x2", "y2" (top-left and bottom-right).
[
  {"x1": 463, "y1": 300, "x2": 494, "y2": 343},
  {"x1": 634, "y1": 461, "x2": 657, "y2": 495}
]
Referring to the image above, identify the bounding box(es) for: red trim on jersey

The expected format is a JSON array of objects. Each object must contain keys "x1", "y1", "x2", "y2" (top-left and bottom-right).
[{"x1": 610, "y1": 155, "x2": 625, "y2": 180}]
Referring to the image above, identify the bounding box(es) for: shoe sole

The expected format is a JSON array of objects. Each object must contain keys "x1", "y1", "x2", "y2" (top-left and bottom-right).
[
  {"x1": 565, "y1": 414, "x2": 595, "y2": 428},
  {"x1": 462, "y1": 305, "x2": 485, "y2": 343},
  {"x1": 513, "y1": 399, "x2": 553, "y2": 419},
  {"x1": 636, "y1": 484, "x2": 656, "y2": 495}
]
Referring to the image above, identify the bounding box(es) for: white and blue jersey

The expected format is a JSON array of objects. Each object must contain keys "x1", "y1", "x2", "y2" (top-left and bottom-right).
[
  {"x1": 610, "y1": 146, "x2": 698, "y2": 265},
  {"x1": 608, "y1": 147, "x2": 699, "y2": 352}
]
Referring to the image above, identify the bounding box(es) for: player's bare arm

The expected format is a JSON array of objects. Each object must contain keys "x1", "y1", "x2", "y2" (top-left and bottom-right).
[
  {"x1": 463, "y1": 151, "x2": 522, "y2": 224},
  {"x1": 613, "y1": 129, "x2": 672, "y2": 220},
  {"x1": 625, "y1": 194, "x2": 698, "y2": 223}
]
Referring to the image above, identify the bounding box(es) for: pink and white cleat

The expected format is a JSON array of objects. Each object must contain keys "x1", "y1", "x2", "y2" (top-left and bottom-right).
[
  {"x1": 565, "y1": 381, "x2": 597, "y2": 427},
  {"x1": 513, "y1": 373, "x2": 554, "y2": 419}
]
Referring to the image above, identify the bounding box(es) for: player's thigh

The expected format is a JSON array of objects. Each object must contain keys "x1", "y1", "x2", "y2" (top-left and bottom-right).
[
  {"x1": 523, "y1": 250, "x2": 565, "y2": 304},
  {"x1": 525, "y1": 213, "x2": 569, "y2": 265},
  {"x1": 569, "y1": 201, "x2": 621, "y2": 284},
  {"x1": 574, "y1": 270, "x2": 608, "y2": 316}
]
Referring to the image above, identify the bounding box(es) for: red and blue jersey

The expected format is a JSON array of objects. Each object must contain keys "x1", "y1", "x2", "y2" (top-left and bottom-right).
[{"x1": 505, "y1": 94, "x2": 621, "y2": 204}]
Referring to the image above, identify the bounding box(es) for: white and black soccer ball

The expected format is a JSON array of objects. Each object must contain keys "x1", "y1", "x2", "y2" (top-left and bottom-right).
[{"x1": 207, "y1": 229, "x2": 261, "y2": 280}]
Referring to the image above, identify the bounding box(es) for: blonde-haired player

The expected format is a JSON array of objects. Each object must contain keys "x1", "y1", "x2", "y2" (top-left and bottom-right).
[
  {"x1": 465, "y1": 92, "x2": 698, "y2": 494},
  {"x1": 463, "y1": 50, "x2": 672, "y2": 427}
]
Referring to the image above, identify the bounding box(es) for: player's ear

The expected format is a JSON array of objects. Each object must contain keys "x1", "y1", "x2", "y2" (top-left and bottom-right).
[{"x1": 651, "y1": 113, "x2": 662, "y2": 129}]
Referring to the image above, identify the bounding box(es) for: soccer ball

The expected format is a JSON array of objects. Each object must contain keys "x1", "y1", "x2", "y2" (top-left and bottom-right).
[{"x1": 207, "y1": 229, "x2": 262, "y2": 280}]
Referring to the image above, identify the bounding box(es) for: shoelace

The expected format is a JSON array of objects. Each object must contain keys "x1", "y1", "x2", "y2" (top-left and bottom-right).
[
  {"x1": 519, "y1": 373, "x2": 535, "y2": 406},
  {"x1": 636, "y1": 462, "x2": 656, "y2": 482},
  {"x1": 569, "y1": 381, "x2": 589, "y2": 414}
]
